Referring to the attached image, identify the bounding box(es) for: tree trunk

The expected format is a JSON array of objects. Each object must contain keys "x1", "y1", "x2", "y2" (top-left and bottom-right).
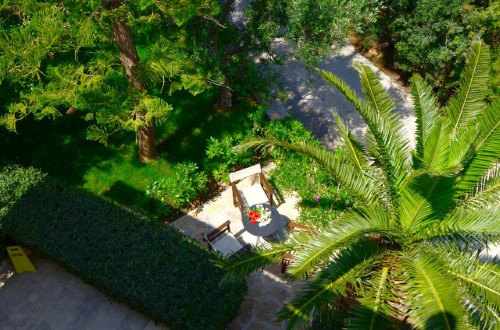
[
  {"x1": 111, "y1": 12, "x2": 157, "y2": 162},
  {"x1": 137, "y1": 122, "x2": 158, "y2": 162},
  {"x1": 216, "y1": 83, "x2": 233, "y2": 110}
]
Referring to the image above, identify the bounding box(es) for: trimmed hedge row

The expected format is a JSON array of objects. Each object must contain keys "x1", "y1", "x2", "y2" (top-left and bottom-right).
[{"x1": 0, "y1": 165, "x2": 246, "y2": 329}]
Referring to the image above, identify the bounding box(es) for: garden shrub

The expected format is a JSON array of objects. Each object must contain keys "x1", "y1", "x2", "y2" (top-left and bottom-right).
[
  {"x1": 147, "y1": 161, "x2": 207, "y2": 209},
  {"x1": 1, "y1": 166, "x2": 246, "y2": 329},
  {"x1": 204, "y1": 106, "x2": 270, "y2": 182},
  {"x1": 205, "y1": 134, "x2": 256, "y2": 181},
  {"x1": 0, "y1": 165, "x2": 46, "y2": 261}
]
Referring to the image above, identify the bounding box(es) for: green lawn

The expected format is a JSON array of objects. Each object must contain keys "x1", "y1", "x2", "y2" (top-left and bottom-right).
[{"x1": 1, "y1": 89, "x2": 257, "y2": 217}]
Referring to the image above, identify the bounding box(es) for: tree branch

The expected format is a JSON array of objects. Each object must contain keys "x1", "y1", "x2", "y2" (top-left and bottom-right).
[{"x1": 197, "y1": 13, "x2": 226, "y2": 29}]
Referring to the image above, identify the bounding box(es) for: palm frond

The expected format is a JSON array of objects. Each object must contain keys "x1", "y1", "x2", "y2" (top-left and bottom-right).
[
  {"x1": 410, "y1": 74, "x2": 440, "y2": 159},
  {"x1": 445, "y1": 252, "x2": 500, "y2": 319},
  {"x1": 216, "y1": 242, "x2": 294, "y2": 285},
  {"x1": 402, "y1": 251, "x2": 469, "y2": 329},
  {"x1": 418, "y1": 206, "x2": 500, "y2": 265},
  {"x1": 474, "y1": 98, "x2": 500, "y2": 153},
  {"x1": 420, "y1": 119, "x2": 452, "y2": 174},
  {"x1": 435, "y1": 204, "x2": 500, "y2": 235},
  {"x1": 331, "y1": 111, "x2": 371, "y2": 173},
  {"x1": 234, "y1": 138, "x2": 383, "y2": 204},
  {"x1": 318, "y1": 68, "x2": 412, "y2": 205},
  {"x1": 400, "y1": 172, "x2": 455, "y2": 232},
  {"x1": 457, "y1": 99, "x2": 500, "y2": 194},
  {"x1": 355, "y1": 63, "x2": 396, "y2": 117},
  {"x1": 288, "y1": 205, "x2": 392, "y2": 278},
  {"x1": 459, "y1": 163, "x2": 500, "y2": 210},
  {"x1": 447, "y1": 124, "x2": 480, "y2": 171},
  {"x1": 347, "y1": 265, "x2": 400, "y2": 330},
  {"x1": 468, "y1": 299, "x2": 500, "y2": 330},
  {"x1": 277, "y1": 241, "x2": 381, "y2": 329},
  {"x1": 445, "y1": 41, "x2": 490, "y2": 139}
]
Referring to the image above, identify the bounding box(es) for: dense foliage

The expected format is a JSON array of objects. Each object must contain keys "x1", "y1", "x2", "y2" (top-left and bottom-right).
[
  {"x1": 221, "y1": 41, "x2": 500, "y2": 329},
  {"x1": 0, "y1": 0, "x2": 210, "y2": 161},
  {"x1": 0, "y1": 165, "x2": 246, "y2": 329},
  {"x1": 359, "y1": 0, "x2": 499, "y2": 100},
  {"x1": 147, "y1": 161, "x2": 207, "y2": 209},
  {"x1": 0, "y1": 0, "x2": 384, "y2": 158},
  {"x1": 0, "y1": 165, "x2": 46, "y2": 260}
]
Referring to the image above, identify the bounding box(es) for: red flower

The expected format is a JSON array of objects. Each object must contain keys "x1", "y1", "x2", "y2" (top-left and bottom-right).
[{"x1": 248, "y1": 210, "x2": 261, "y2": 224}]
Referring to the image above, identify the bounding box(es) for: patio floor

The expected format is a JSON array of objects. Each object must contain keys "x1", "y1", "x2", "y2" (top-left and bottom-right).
[
  {"x1": 0, "y1": 257, "x2": 167, "y2": 330},
  {"x1": 171, "y1": 164, "x2": 304, "y2": 329}
]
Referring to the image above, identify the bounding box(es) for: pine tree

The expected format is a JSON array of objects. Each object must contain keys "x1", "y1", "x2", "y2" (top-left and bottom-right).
[{"x1": 0, "y1": 0, "x2": 209, "y2": 162}]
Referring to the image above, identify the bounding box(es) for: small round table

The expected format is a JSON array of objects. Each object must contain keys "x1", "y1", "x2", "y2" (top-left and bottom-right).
[{"x1": 242, "y1": 203, "x2": 283, "y2": 237}]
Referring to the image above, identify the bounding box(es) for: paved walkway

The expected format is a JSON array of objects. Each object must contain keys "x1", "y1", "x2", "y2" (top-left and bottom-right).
[
  {"x1": 0, "y1": 257, "x2": 166, "y2": 330},
  {"x1": 264, "y1": 41, "x2": 416, "y2": 148}
]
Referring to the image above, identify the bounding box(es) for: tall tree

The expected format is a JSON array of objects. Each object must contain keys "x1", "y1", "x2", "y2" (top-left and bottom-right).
[
  {"x1": 220, "y1": 41, "x2": 500, "y2": 329},
  {"x1": 0, "y1": 0, "x2": 208, "y2": 162}
]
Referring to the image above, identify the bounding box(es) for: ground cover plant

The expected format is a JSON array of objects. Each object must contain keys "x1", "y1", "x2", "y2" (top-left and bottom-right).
[
  {"x1": 0, "y1": 165, "x2": 247, "y2": 329},
  {"x1": 220, "y1": 41, "x2": 500, "y2": 329}
]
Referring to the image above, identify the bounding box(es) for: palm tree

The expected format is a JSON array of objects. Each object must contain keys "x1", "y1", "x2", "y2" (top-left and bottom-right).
[{"x1": 218, "y1": 41, "x2": 500, "y2": 329}]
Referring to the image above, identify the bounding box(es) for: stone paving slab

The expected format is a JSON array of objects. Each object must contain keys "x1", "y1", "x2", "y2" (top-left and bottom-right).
[{"x1": 0, "y1": 257, "x2": 167, "y2": 330}]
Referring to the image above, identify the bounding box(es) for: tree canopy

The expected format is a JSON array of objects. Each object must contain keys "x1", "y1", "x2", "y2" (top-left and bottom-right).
[
  {"x1": 0, "y1": 0, "x2": 384, "y2": 160},
  {"x1": 0, "y1": 0, "x2": 209, "y2": 161},
  {"x1": 358, "y1": 0, "x2": 500, "y2": 100}
]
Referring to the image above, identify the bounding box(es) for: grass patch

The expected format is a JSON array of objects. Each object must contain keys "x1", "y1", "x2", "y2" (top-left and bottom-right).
[{"x1": 0, "y1": 89, "x2": 258, "y2": 218}]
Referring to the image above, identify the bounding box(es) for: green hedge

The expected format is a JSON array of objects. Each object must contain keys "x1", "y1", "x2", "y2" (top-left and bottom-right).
[
  {"x1": 0, "y1": 165, "x2": 47, "y2": 261},
  {"x1": 0, "y1": 165, "x2": 246, "y2": 329}
]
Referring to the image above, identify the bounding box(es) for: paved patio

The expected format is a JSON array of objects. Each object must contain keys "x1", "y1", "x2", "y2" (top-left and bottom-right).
[
  {"x1": 0, "y1": 257, "x2": 167, "y2": 330},
  {"x1": 171, "y1": 164, "x2": 305, "y2": 329}
]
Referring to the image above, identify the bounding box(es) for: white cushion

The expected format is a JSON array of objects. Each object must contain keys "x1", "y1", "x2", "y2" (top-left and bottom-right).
[
  {"x1": 240, "y1": 184, "x2": 269, "y2": 207},
  {"x1": 229, "y1": 164, "x2": 262, "y2": 183},
  {"x1": 212, "y1": 233, "x2": 244, "y2": 257}
]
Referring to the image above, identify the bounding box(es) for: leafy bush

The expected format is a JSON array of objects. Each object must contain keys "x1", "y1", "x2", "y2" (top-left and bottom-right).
[
  {"x1": 147, "y1": 161, "x2": 207, "y2": 209},
  {"x1": 205, "y1": 106, "x2": 268, "y2": 181},
  {"x1": 0, "y1": 165, "x2": 46, "y2": 260},
  {"x1": 206, "y1": 134, "x2": 256, "y2": 181},
  {"x1": 0, "y1": 166, "x2": 246, "y2": 329}
]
